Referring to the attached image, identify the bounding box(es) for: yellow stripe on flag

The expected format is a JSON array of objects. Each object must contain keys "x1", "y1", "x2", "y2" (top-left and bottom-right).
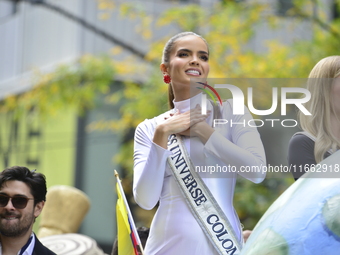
[{"x1": 116, "y1": 183, "x2": 136, "y2": 255}]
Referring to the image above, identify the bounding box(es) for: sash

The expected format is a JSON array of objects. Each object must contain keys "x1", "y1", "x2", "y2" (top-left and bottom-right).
[
  {"x1": 166, "y1": 134, "x2": 242, "y2": 255},
  {"x1": 154, "y1": 103, "x2": 242, "y2": 254}
]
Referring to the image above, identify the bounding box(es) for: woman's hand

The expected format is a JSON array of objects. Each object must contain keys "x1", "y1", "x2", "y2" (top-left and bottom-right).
[
  {"x1": 179, "y1": 117, "x2": 214, "y2": 144},
  {"x1": 153, "y1": 105, "x2": 210, "y2": 148},
  {"x1": 166, "y1": 105, "x2": 210, "y2": 135}
]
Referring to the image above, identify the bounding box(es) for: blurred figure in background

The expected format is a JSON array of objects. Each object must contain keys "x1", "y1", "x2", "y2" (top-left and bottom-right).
[{"x1": 288, "y1": 56, "x2": 340, "y2": 180}]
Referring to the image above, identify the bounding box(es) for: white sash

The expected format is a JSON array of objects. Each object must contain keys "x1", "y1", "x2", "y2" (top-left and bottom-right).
[
  {"x1": 162, "y1": 123, "x2": 242, "y2": 255},
  {"x1": 154, "y1": 100, "x2": 243, "y2": 254}
]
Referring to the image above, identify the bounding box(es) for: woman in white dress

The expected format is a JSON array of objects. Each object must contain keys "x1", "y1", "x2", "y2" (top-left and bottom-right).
[{"x1": 133, "y1": 32, "x2": 266, "y2": 254}]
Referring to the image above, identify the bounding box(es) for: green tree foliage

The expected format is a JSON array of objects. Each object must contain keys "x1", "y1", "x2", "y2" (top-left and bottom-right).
[{"x1": 0, "y1": 55, "x2": 115, "y2": 118}]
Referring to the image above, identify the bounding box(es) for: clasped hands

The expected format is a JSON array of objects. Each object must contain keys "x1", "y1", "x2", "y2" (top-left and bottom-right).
[{"x1": 163, "y1": 104, "x2": 211, "y2": 137}]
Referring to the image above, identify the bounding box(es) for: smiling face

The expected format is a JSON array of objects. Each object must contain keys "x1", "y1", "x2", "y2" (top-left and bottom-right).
[
  {"x1": 0, "y1": 180, "x2": 43, "y2": 237},
  {"x1": 161, "y1": 35, "x2": 210, "y2": 101}
]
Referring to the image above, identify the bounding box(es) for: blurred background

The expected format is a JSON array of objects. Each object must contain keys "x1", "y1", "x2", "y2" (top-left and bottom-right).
[{"x1": 0, "y1": 0, "x2": 339, "y2": 253}]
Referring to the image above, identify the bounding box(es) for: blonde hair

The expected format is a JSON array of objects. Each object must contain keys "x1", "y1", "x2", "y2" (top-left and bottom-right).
[
  {"x1": 161, "y1": 32, "x2": 209, "y2": 109},
  {"x1": 299, "y1": 56, "x2": 340, "y2": 163}
]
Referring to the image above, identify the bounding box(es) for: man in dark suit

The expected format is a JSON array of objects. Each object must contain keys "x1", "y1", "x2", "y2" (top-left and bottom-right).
[{"x1": 0, "y1": 166, "x2": 56, "y2": 255}]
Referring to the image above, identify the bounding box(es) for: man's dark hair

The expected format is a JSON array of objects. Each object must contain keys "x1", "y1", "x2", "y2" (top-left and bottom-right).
[{"x1": 0, "y1": 166, "x2": 47, "y2": 204}]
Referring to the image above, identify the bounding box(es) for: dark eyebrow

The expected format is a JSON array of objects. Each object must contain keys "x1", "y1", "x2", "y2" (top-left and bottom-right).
[
  {"x1": 177, "y1": 48, "x2": 209, "y2": 55},
  {"x1": 0, "y1": 192, "x2": 28, "y2": 198},
  {"x1": 13, "y1": 194, "x2": 29, "y2": 198}
]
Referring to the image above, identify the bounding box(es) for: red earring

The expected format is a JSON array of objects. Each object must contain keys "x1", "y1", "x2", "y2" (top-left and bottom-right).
[{"x1": 163, "y1": 74, "x2": 171, "y2": 84}]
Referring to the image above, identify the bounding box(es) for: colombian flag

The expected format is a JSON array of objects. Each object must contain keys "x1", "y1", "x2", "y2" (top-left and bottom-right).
[{"x1": 116, "y1": 182, "x2": 139, "y2": 255}]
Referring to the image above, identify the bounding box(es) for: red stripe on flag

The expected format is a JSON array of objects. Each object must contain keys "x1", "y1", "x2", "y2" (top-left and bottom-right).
[{"x1": 129, "y1": 218, "x2": 139, "y2": 254}]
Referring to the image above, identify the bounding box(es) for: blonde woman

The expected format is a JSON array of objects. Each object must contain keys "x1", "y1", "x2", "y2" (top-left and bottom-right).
[{"x1": 288, "y1": 56, "x2": 340, "y2": 180}]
